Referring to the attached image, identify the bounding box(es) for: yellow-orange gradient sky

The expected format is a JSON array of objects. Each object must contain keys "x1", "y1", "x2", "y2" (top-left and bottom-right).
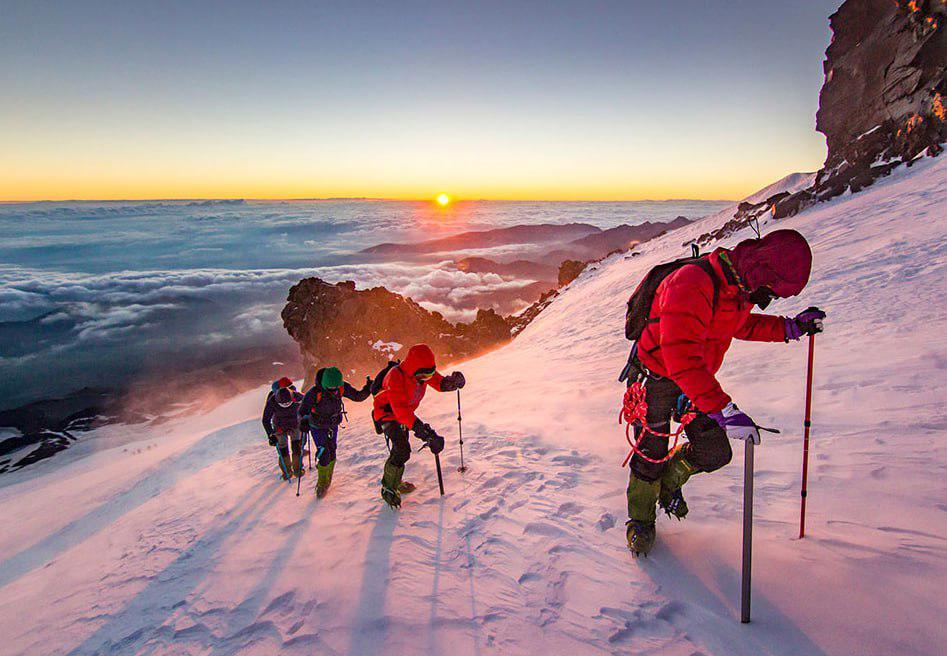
[{"x1": 0, "y1": 2, "x2": 840, "y2": 202}]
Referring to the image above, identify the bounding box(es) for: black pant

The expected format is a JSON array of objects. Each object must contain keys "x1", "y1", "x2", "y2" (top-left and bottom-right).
[
  {"x1": 629, "y1": 374, "x2": 732, "y2": 482},
  {"x1": 383, "y1": 422, "x2": 412, "y2": 467},
  {"x1": 310, "y1": 427, "x2": 338, "y2": 466}
]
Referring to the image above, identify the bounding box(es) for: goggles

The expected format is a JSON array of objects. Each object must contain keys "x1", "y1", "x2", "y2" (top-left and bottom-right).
[{"x1": 414, "y1": 367, "x2": 436, "y2": 381}]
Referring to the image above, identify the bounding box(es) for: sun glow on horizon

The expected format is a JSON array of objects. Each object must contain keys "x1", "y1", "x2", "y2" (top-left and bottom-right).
[{"x1": 436, "y1": 193, "x2": 451, "y2": 206}]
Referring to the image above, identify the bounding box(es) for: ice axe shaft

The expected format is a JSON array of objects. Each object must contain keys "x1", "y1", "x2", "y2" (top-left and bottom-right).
[
  {"x1": 741, "y1": 440, "x2": 754, "y2": 623},
  {"x1": 799, "y1": 334, "x2": 815, "y2": 538},
  {"x1": 434, "y1": 451, "x2": 445, "y2": 496},
  {"x1": 457, "y1": 390, "x2": 467, "y2": 473}
]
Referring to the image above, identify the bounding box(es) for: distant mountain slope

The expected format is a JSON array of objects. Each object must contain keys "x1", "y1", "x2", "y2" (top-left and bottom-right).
[{"x1": 360, "y1": 223, "x2": 601, "y2": 255}]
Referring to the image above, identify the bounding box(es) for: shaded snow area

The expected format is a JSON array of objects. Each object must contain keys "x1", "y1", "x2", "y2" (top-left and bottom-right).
[{"x1": 0, "y1": 158, "x2": 944, "y2": 655}]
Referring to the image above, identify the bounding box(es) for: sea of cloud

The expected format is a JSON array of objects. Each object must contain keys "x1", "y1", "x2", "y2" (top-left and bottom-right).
[{"x1": 0, "y1": 199, "x2": 729, "y2": 408}]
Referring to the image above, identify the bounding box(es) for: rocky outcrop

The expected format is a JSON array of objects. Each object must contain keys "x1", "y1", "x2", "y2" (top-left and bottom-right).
[
  {"x1": 818, "y1": 0, "x2": 945, "y2": 171},
  {"x1": 0, "y1": 389, "x2": 116, "y2": 473},
  {"x1": 282, "y1": 279, "x2": 511, "y2": 387},
  {"x1": 691, "y1": 0, "x2": 945, "y2": 247},
  {"x1": 557, "y1": 260, "x2": 589, "y2": 287}
]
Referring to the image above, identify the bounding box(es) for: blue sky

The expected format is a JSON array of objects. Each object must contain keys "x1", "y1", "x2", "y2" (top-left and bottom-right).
[{"x1": 0, "y1": 0, "x2": 842, "y2": 200}]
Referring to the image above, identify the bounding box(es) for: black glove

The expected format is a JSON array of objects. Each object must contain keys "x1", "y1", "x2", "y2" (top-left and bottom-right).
[
  {"x1": 267, "y1": 433, "x2": 278, "y2": 446},
  {"x1": 440, "y1": 371, "x2": 466, "y2": 392},
  {"x1": 428, "y1": 433, "x2": 445, "y2": 455},
  {"x1": 412, "y1": 418, "x2": 436, "y2": 441},
  {"x1": 298, "y1": 418, "x2": 310, "y2": 434},
  {"x1": 361, "y1": 376, "x2": 372, "y2": 393}
]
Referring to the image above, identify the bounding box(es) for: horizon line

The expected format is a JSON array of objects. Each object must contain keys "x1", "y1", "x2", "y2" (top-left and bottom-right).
[{"x1": 0, "y1": 196, "x2": 737, "y2": 204}]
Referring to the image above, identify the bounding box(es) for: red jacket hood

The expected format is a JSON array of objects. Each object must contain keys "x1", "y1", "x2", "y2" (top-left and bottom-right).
[
  {"x1": 401, "y1": 344, "x2": 437, "y2": 376},
  {"x1": 728, "y1": 229, "x2": 812, "y2": 298}
]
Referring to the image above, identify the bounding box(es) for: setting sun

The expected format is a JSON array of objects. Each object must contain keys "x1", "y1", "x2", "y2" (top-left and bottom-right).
[{"x1": 436, "y1": 193, "x2": 450, "y2": 206}]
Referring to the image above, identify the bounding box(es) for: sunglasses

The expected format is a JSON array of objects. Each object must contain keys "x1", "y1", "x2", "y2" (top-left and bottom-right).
[{"x1": 415, "y1": 369, "x2": 436, "y2": 381}]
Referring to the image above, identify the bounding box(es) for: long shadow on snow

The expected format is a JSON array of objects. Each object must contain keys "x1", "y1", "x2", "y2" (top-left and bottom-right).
[
  {"x1": 348, "y1": 505, "x2": 400, "y2": 654},
  {"x1": 64, "y1": 482, "x2": 283, "y2": 656},
  {"x1": 0, "y1": 420, "x2": 257, "y2": 590},
  {"x1": 426, "y1": 498, "x2": 445, "y2": 654},
  {"x1": 204, "y1": 494, "x2": 326, "y2": 655},
  {"x1": 644, "y1": 544, "x2": 828, "y2": 656}
]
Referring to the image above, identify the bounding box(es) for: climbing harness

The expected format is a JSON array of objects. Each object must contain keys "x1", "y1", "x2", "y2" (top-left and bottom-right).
[{"x1": 618, "y1": 380, "x2": 695, "y2": 467}]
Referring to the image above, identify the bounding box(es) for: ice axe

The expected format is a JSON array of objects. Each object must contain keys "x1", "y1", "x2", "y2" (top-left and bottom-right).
[
  {"x1": 741, "y1": 439, "x2": 754, "y2": 623},
  {"x1": 420, "y1": 438, "x2": 446, "y2": 496},
  {"x1": 741, "y1": 421, "x2": 779, "y2": 623},
  {"x1": 434, "y1": 451, "x2": 445, "y2": 496}
]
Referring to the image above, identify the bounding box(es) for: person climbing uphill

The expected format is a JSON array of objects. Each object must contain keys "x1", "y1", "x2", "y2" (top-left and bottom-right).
[
  {"x1": 372, "y1": 344, "x2": 466, "y2": 508},
  {"x1": 622, "y1": 229, "x2": 825, "y2": 556},
  {"x1": 262, "y1": 382, "x2": 305, "y2": 481},
  {"x1": 298, "y1": 366, "x2": 372, "y2": 497}
]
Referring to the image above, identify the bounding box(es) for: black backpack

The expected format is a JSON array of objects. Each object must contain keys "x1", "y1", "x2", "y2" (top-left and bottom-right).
[
  {"x1": 370, "y1": 360, "x2": 401, "y2": 396},
  {"x1": 624, "y1": 250, "x2": 719, "y2": 342}
]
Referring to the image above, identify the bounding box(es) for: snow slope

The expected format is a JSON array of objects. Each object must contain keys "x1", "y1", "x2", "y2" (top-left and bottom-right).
[{"x1": 0, "y1": 157, "x2": 944, "y2": 655}]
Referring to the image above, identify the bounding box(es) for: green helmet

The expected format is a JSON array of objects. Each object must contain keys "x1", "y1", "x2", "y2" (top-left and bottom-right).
[{"x1": 320, "y1": 366, "x2": 343, "y2": 389}]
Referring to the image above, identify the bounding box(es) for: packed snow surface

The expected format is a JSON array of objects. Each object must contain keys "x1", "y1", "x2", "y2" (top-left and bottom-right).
[{"x1": 0, "y1": 158, "x2": 944, "y2": 655}]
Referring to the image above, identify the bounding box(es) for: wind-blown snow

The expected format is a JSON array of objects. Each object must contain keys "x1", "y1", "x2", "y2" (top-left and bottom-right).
[{"x1": 0, "y1": 158, "x2": 943, "y2": 655}]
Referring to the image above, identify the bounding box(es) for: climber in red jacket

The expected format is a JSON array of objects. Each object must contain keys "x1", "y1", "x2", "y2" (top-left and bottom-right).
[
  {"x1": 373, "y1": 343, "x2": 465, "y2": 508},
  {"x1": 625, "y1": 229, "x2": 826, "y2": 555}
]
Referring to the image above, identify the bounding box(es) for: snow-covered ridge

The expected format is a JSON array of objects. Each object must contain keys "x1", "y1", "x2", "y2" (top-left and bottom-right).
[{"x1": 0, "y1": 157, "x2": 944, "y2": 655}]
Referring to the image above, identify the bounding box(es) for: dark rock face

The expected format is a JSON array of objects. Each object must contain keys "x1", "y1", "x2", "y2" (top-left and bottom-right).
[
  {"x1": 818, "y1": 0, "x2": 945, "y2": 170},
  {"x1": 281, "y1": 279, "x2": 512, "y2": 388},
  {"x1": 558, "y1": 260, "x2": 589, "y2": 287},
  {"x1": 691, "y1": 0, "x2": 944, "y2": 247},
  {"x1": 0, "y1": 389, "x2": 116, "y2": 473}
]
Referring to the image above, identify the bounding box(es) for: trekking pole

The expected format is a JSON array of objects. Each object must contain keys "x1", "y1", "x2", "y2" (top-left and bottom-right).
[
  {"x1": 456, "y1": 390, "x2": 467, "y2": 473},
  {"x1": 741, "y1": 439, "x2": 754, "y2": 624},
  {"x1": 433, "y1": 451, "x2": 445, "y2": 496},
  {"x1": 275, "y1": 445, "x2": 289, "y2": 484},
  {"x1": 296, "y1": 437, "x2": 303, "y2": 497},
  {"x1": 306, "y1": 430, "x2": 312, "y2": 471},
  {"x1": 799, "y1": 334, "x2": 816, "y2": 539}
]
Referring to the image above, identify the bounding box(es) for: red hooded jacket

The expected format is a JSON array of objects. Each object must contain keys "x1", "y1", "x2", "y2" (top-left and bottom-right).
[
  {"x1": 638, "y1": 230, "x2": 812, "y2": 413},
  {"x1": 372, "y1": 344, "x2": 445, "y2": 426}
]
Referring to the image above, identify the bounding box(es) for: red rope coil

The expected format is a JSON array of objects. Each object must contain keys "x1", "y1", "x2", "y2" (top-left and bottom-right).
[{"x1": 618, "y1": 382, "x2": 694, "y2": 466}]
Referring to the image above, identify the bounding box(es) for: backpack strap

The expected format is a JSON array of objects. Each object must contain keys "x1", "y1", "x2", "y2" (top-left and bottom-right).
[{"x1": 693, "y1": 258, "x2": 720, "y2": 311}]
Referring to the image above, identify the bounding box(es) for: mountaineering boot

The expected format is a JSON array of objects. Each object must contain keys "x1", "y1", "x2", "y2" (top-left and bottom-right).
[
  {"x1": 398, "y1": 481, "x2": 417, "y2": 494},
  {"x1": 316, "y1": 460, "x2": 336, "y2": 498},
  {"x1": 278, "y1": 448, "x2": 291, "y2": 480},
  {"x1": 660, "y1": 445, "x2": 699, "y2": 492},
  {"x1": 658, "y1": 445, "x2": 697, "y2": 519},
  {"x1": 626, "y1": 475, "x2": 660, "y2": 556},
  {"x1": 626, "y1": 520, "x2": 657, "y2": 557},
  {"x1": 659, "y1": 486, "x2": 688, "y2": 520},
  {"x1": 627, "y1": 475, "x2": 660, "y2": 524},
  {"x1": 381, "y1": 461, "x2": 405, "y2": 508}
]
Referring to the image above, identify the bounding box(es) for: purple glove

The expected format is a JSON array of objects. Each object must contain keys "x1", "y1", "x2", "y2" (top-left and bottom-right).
[
  {"x1": 785, "y1": 307, "x2": 826, "y2": 341},
  {"x1": 708, "y1": 402, "x2": 761, "y2": 444}
]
